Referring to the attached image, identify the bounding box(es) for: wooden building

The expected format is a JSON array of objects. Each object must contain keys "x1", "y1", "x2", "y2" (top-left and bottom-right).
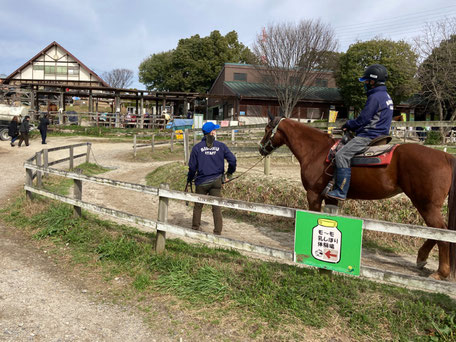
[
  {"x1": 208, "y1": 63, "x2": 345, "y2": 124},
  {"x1": 2, "y1": 41, "x2": 109, "y2": 88}
]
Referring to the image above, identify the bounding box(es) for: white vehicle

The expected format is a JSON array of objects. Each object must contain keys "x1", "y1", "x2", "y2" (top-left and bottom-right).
[{"x1": 0, "y1": 104, "x2": 30, "y2": 140}]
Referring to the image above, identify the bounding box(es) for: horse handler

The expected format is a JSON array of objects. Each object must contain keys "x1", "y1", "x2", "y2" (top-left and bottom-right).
[{"x1": 187, "y1": 122, "x2": 236, "y2": 235}]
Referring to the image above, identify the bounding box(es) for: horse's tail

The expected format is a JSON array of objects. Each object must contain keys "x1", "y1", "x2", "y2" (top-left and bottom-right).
[{"x1": 448, "y1": 156, "x2": 456, "y2": 278}]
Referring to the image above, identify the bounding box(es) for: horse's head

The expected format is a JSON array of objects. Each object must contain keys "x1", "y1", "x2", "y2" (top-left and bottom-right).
[{"x1": 259, "y1": 112, "x2": 286, "y2": 156}]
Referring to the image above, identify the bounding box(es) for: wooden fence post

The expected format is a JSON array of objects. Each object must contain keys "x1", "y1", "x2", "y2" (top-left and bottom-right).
[
  {"x1": 86, "y1": 143, "x2": 91, "y2": 163},
  {"x1": 155, "y1": 183, "x2": 169, "y2": 254},
  {"x1": 170, "y1": 131, "x2": 174, "y2": 152},
  {"x1": 264, "y1": 155, "x2": 270, "y2": 176},
  {"x1": 183, "y1": 129, "x2": 189, "y2": 165},
  {"x1": 43, "y1": 149, "x2": 48, "y2": 178},
  {"x1": 69, "y1": 146, "x2": 74, "y2": 170},
  {"x1": 25, "y1": 167, "x2": 33, "y2": 201},
  {"x1": 151, "y1": 134, "x2": 155, "y2": 153},
  {"x1": 323, "y1": 204, "x2": 339, "y2": 215},
  {"x1": 74, "y1": 173, "x2": 82, "y2": 217},
  {"x1": 133, "y1": 134, "x2": 137, "y2": 157},
  {"x1": 193, "y1": 130, "x2": 197, "y2": 146},
  {"x1": 36, "y1": 152, "x2": 42, "y2": 188},
  {"x1": 231, "y1": 129, "x2": 235, "y2": 144}
]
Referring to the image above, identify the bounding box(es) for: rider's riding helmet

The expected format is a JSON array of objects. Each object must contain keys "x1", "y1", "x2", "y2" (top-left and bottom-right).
[{"x1": 359, "y1": 64, "x2": 388, "y2": 85}]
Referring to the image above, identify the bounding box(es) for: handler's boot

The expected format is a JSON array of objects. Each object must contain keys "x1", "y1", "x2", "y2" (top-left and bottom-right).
[{"x1": 326, "y1": 168, "x2": 351, "y2": 201}]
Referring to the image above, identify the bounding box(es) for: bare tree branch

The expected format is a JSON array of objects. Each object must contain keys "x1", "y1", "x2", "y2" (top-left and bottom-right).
[
  {"x1": 102, "y1": 69, "x2": 134, "y2": 89},
  {"x1": 414, "y1": 18, "x2": 456, "y2": 135},
  {"x1": 253, "y1": 19, "x2": 338, "y2": 117}
]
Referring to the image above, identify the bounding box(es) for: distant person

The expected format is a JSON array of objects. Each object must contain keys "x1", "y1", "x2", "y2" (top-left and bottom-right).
[
  {"x1": 38, "y1": 113, "x2": 50, "y2": 144},
  {"x1": 8, "y1": 116, "x2": 19, "y2": 147},
  {"x1": 18, "y1": 115, "x2": 31, "y2": 147},
  {"x1": 187, "y1": 122, "x2": 236, "y2": 235},
  {"x1": 186, "y1": 110, "x2": 193, "y2": 119},
  {"x1": 163, "y1": 112, "x2": 171, "y2": 124}
]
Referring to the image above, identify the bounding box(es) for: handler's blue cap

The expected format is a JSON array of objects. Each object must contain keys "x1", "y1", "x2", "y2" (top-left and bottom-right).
[{"x1": 202, "y1": 122, "x2": 220, "y2": 134}]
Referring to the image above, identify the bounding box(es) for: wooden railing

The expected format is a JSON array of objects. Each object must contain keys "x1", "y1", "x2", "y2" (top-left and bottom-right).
[{"x1": 23, "y1": 143, "x2": 456, "y2": 296}]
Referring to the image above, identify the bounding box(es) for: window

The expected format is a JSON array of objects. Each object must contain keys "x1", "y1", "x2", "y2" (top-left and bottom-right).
[
  {"x1": 315, "y1": 78, "x2": 328, "y2": 87},
  {"x1": 33, "y1": 64, "x2": 44, "y2": 71},
  {"x1": 233, "y1": 72, "x2": 247, "y2": 82},
  {"x1": 68, "y1": 66, "x2": 79, "y2": 75},
  {"x1": 56, "y1": 66, "x2": 67, "y2": 75},
  {"x1": 45, "y1": 66, "x2": 56, "y2": 75}
]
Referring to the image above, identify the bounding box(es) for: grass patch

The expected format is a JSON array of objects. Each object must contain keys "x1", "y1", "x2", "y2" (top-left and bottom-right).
[
  {"x1": 41, "y1": 162, "x2": 110, "y2": 196},
  {"x1": 2, "y1": 193, "x2": 455, "y2": 341},
  {"x1": 127, "y1": 145, "x2": 185, "y2": 163}
]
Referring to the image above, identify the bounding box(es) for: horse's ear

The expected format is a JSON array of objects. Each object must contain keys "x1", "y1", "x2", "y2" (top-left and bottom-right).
[{"x1": 267, "y1": 110, "x2": 275, "y2": 121}]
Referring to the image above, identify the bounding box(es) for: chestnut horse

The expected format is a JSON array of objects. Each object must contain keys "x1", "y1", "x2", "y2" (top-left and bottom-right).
[{"x1": 259, "y1": 116, "x2": 456, "y2": 280}]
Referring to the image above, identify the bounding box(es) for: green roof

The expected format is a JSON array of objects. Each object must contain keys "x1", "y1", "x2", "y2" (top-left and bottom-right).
[{"x1": 224, "y1": 81, "x2": 342, "y2": 102}]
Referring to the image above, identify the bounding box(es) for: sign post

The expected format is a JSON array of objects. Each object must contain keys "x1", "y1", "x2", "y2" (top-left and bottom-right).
[{"x1": 294, "y1": 211, "x2": 363, "y2": 276}]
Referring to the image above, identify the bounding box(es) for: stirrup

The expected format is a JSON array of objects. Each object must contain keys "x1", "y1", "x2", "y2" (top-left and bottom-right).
[{"x1": 321, "y1": 180, "x2": 334, "y2": 197}]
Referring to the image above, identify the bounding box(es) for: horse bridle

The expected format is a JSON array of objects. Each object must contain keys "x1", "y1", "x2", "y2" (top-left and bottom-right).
[{"x1": 259, "y1": 117, "x2": 285, "y2": 155}]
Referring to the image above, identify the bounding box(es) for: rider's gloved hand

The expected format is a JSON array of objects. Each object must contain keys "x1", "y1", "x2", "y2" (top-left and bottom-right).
[{"x1": 341, "y1": 123, "x2": 349, "y2": 131}]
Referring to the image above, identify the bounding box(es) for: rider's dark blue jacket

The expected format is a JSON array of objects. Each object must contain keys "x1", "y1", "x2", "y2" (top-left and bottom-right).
[
  {"x1": 345, "y1": 86, "x2": 394, "y2": 139},
  {"x1": 187, "y1": 137, "x2": 237, "y2": 186}
]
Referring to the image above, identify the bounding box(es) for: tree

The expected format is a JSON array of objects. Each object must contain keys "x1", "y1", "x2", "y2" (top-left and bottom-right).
[
  {"x1": 138, "y1": 51, "x2": 173, "y2": 91},
  {"x1": 252, "y1": 19, "x2": 338, "y2": 117},
  {"x1": 139, "y1": 30, "x2": 255, "y2": 92},
  {"x1": 414, "y1": 19, "x2": 456, "y2": 126},
  {"x1": 336, "y1": 39, "x2": 418, "y2": 112},
  {"x1": 102, "y1": 68, "x2": 134, "y2": 88}
]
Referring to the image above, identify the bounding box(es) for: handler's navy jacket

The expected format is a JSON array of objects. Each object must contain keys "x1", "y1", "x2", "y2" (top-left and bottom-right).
[
  {"x1": 345, "y1": 86, "x2": 394, "y2": 139},
  {"x1": 188, "y1": 137, "x2": 237, "y2": 186}
]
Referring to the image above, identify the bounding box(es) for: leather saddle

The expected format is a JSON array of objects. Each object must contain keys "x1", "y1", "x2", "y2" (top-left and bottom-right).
[{"x1": 326, "y1": 135, "x2": 398, "y2": 167}]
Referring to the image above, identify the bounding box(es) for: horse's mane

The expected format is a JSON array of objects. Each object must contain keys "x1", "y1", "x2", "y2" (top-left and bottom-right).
[{"x1": 284, "y1": 119, "x2": 334, "y2": 144}]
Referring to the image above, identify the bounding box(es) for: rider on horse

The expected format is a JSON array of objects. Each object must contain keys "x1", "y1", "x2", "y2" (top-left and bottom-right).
[{"x1": 326, "y1": 64, "x2": 394, "y2": 201}]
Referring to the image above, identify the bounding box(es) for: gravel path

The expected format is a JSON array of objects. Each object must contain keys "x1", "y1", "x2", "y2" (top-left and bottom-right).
[{"x1": 0, "y1": 137, "x2": 175, "y2": 342}]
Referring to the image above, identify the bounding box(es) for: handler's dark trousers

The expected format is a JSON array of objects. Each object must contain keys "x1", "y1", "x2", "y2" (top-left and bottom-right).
[
  {"x1": 192, "y1": 177, "x2": 223, "y2": 235},
  {"x1": 40, "y1": 129, "x2": 47, "y2": 144},
  {"x1": 18, "y1": 132, "x2": 29, "y2": 147}
]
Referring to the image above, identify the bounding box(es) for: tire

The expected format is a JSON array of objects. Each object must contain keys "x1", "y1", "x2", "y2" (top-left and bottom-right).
[{"x1": 0, "y1": 129, "x2": 10, "y2": 141}]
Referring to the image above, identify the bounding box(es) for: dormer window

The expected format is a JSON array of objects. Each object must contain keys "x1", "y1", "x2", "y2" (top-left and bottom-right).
[{"x1": 234, "y1": 73, "x2": 247, "y2": 82}]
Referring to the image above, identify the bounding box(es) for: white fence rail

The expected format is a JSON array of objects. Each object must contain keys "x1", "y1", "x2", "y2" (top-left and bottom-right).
[{"x1": 23, "y1": 143, "x2": 456, "y2": 296}]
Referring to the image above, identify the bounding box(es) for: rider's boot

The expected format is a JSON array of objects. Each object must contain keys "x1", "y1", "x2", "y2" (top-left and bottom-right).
[{"x1": 326, "y1": 168, "x2": 351, "y2": 201}]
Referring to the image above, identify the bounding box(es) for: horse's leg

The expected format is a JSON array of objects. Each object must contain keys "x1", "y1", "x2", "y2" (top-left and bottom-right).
[
  {"x1": 417, "y1": 239, "x2": 437, "y2": 269},
  {"x1": 307, "y1": 191, "x2": 323, "y2": 212},
  {"x1": 414, "y1": 204, "x2": 450, "y2": 279}
]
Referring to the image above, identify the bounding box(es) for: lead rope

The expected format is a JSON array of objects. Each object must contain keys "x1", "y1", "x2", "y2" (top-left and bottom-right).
[{"x1": 223, "y1": 156, "x2": 266, "y2": 184}]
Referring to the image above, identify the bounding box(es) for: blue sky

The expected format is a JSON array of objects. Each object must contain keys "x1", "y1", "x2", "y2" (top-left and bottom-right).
[{"x1": 1, "y1": 0, "x2": 455, "y2": 89}]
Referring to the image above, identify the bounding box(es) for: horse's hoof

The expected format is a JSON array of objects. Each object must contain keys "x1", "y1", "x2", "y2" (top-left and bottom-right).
[
  {"x1": 416, "y1": 260, "x2": 427, "y2": 269},
  {"x1": 429, "y1": 272, "x2": 447, "y2": 281}
]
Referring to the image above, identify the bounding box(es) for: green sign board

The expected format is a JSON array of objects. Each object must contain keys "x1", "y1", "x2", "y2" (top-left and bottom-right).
[{"x1": 294, "y1": 211, "x2": 363, "y2": 276}]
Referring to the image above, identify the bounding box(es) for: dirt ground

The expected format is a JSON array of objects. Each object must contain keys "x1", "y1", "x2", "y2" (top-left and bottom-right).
[{"x1": 0, "y1": 134, "x2": 443, "y2": 341}]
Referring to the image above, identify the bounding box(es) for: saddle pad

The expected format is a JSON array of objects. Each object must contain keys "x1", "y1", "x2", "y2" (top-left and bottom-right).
[{"x1": 326, "y1": 140, "x2": 399, "y2": 166}]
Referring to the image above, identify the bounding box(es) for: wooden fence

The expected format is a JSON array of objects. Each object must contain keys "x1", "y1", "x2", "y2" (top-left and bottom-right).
[{"x1": 23, "y1": 143, "x2": 456, "y2": 296}]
